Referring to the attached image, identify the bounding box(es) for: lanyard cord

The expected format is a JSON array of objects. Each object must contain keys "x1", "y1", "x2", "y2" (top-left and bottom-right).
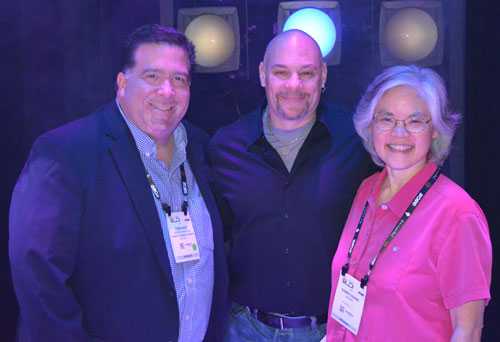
[
  {"x1": 341, "y1": 167, "x2": 441, "y2": 288},
  {"x1": 146, "y1": 163, "x2": 189, "y2": 216}
]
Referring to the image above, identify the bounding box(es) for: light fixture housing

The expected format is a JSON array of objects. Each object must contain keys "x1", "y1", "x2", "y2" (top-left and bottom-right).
[
  {"x1": 380, "y1": 1, "x2": 444, "y2": 66},
  {"x1": 277, "y1": 1, "x2": 341, "y2": 65},
  {"x1": 177, "y1": 6, "x2": 240, "y2": 73}
]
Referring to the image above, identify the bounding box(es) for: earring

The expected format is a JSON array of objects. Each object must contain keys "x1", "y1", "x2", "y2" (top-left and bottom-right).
[{"x1": 321, "y1": 84, "x2": 326, "y2": 94}]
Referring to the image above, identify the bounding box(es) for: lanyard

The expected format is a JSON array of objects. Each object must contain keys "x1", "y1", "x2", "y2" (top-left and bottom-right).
[
  {"x1": 146, "y1": 163, "x2": 189, "y2": 216},
  {"x1": 341, "y1": 167, "x2": 441, "y2": 288}
]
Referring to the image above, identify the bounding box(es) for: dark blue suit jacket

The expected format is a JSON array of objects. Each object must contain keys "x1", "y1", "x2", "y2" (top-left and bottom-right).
[{"x1": 9, "y1": 103, "x2": 228, "y2": 342}]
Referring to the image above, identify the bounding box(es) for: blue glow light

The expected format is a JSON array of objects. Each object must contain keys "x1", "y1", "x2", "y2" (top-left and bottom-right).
[{"x1": 283, "y1": 8, "x2": 336, "y2": 57}]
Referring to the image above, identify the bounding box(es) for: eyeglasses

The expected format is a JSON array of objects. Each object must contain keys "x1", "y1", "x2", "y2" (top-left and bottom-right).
[
  {"x1": 372, "y1": 114, "x2": 432, "y2": 134},
  {"x1": 141, "y1": 71, "x2": 191, "y2": 90}
]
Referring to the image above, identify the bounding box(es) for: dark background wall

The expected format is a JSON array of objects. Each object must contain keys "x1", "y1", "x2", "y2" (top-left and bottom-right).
[
  {"x1": 465, "y1": 2, "x2": 500, "y2": 340},
  {"x1": 1, "y1": 1, "x2": 499, "y2": 340}
]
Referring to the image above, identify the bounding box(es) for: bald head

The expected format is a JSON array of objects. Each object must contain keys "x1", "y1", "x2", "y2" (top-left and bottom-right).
[
  {"x1": 259, "y1": 29, "x2": 327, "y2": 130},
  {"x1": 262, "y1": 30, "x2": 323, "y2": 69}
]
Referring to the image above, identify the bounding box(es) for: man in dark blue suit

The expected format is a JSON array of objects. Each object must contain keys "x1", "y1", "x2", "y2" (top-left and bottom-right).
[{"x1": 9, "y1": 24, "x2": 228, "y2": 342}]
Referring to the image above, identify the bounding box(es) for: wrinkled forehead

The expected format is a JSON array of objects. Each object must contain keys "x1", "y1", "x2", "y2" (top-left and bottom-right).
[{"x1": 264, "y1": 31, "x2": 323, "y2": 69}]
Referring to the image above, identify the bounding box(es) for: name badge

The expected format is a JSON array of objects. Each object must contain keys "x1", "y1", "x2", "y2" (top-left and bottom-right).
[
  {"x1": 330, "y1": 271, "x2": 367, "y2": 335},
  {"x1": 166, "y1": 211, "x2": 200, "y2": 263}
]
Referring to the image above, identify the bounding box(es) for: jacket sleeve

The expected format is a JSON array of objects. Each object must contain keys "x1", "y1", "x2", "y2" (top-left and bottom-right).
[{"x1": 9, "y1": 136, "x2": 88, "y2": 341}]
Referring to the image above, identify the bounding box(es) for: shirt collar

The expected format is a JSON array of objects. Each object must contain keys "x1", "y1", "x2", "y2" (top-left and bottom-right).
[
  {"x1": 116, "y1": 99, "x2": 187, "y2": 167},
  {"x1": 367, "y1": 162, "x2": 439, "y2": 217},
  {"x1": 247, "y1": 101, "x2": 331, "y2": 149}
]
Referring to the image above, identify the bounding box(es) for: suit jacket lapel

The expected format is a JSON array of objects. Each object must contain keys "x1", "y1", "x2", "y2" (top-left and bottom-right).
[{"x1": 102, "y1": 103, "x2": 176, "y2": 290}]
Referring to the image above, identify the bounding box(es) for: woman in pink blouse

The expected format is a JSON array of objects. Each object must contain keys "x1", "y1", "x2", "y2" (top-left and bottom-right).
[{"x1": 326, "y1": 65, "x2": 492, "y2": 342}]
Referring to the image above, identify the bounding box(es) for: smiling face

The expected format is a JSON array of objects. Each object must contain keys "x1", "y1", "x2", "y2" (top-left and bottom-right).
[
  {"x1": 116, "y1": 43, "x2": 190, "y2": 144},
  {"x1": 259, "y1": 31, "x2": 327, "y2": 129},
  {"x1": 372, "y1": 85, "x2": 437, "y2": 179}
]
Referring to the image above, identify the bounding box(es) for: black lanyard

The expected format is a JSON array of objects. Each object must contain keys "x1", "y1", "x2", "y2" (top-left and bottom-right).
[
  {"x1": 146, "y1": 163, "x2": 189, "y2": 216},
  {"x1": 341, "y1": 167, "x2": 441, "y2": 288}
]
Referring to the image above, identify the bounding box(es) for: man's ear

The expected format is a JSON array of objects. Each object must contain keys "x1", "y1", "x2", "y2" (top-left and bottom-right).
[
  {"x1": 258, "y1": 62, "x2": 266, "y2": 88},
  {"x1": 116, "y1": 72, "x2": 127, "y2": 97}
]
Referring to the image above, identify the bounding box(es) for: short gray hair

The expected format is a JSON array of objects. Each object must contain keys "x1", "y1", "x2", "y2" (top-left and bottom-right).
[{"x1": 353, "y1": 65, "x2": 461, "y2": 166}]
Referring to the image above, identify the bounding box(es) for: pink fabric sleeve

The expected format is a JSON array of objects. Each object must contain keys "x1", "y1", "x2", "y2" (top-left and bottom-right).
[{"x1": 437, "y1": 211, "x2": 492, "y2": 309}]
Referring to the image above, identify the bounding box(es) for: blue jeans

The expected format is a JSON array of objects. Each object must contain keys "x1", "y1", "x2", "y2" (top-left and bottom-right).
[{"x1": 224, "y1": 303, "x2": 326, "y2": 342}]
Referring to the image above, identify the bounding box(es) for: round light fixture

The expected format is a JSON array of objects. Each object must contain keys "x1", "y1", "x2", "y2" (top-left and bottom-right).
[
  {"x1": 283, "y1": 8, "x2": 336, "y2": 57},
  {"x1": 384, "y1": 8, "x2": 438, "y2": 62},
  {"x1": 185, "y1": 14, "x2": 236, "y2": 67}
]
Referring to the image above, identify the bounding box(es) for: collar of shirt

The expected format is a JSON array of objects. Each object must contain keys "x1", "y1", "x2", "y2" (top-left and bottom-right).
[
  {"x1": 262, "y1": 107, "x2": 316, "y2": 141},
  {"x1": 115, "y1": 99, "x2": 188, "y2": 172},
  {"x1": 244, "y1": 101, "x2": 333, "y2": 150},
  {"x1": 367, "y1": 162, "x2": 439, "y2": 217}
]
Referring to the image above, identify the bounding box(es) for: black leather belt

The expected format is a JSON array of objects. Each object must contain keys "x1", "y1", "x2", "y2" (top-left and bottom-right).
[{"x1": 248, "y1": 307, "x2": 327, "y2": 330}]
